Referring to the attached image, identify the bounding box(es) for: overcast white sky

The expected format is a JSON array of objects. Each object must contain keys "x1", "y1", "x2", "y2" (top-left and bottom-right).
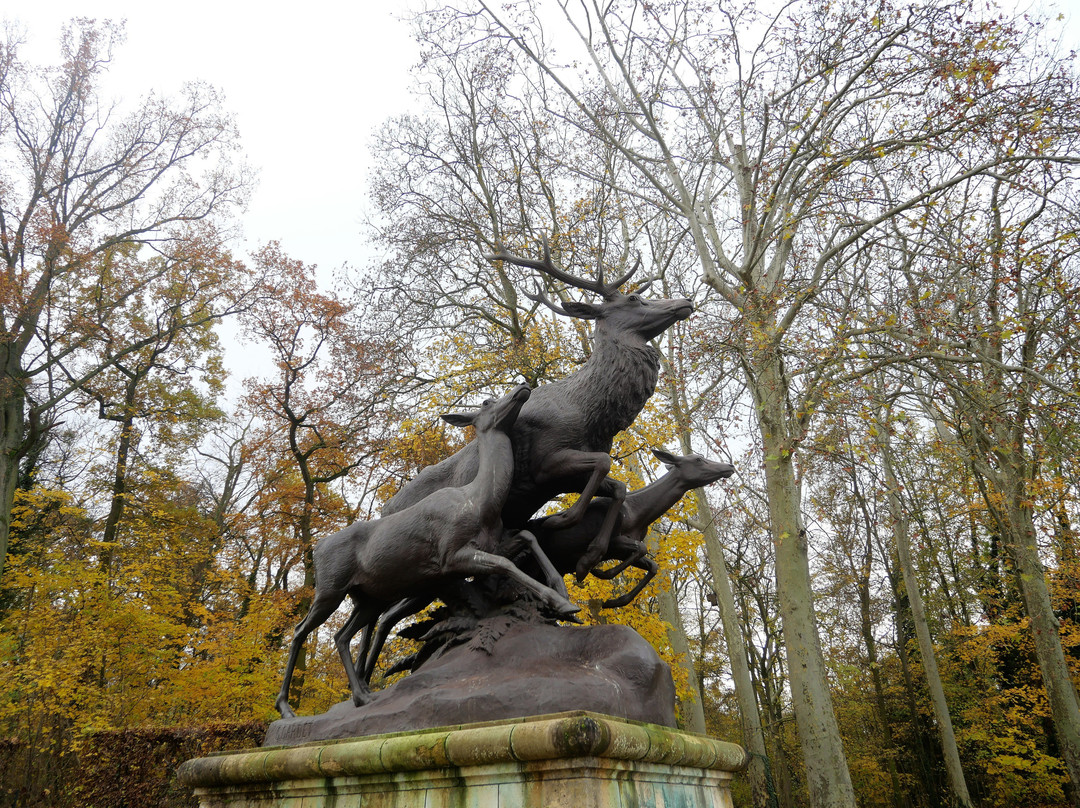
[
  {"x1": 8, "y1": 1, "x2": 1077, "y2": 293},
  {"x1": 8, "y1": 2, "x2": 421, "y2": 282},
  {"x1": 9, "y1": 1, "x2": 1077, "y2": 280}
]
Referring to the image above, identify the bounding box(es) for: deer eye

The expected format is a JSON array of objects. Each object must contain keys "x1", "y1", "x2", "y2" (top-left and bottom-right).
[{"x1": 628, "y1": 294, "x2": 641, "y2": 303}]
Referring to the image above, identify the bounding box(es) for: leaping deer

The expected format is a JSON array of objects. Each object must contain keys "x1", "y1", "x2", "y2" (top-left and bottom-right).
[
  {"x1": 355, "y1": 449, "x2": 734, "y2": 684},
  {"x1": 527, "y1": 449, "x2": 735, "y2": 608},
  {"x1": 275, "y1": 383, "x2": 578, "y2": 718}
]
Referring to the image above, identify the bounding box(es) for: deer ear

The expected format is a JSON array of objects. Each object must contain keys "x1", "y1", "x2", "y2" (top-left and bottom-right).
[
  {"x1": 562, "y1": 300, "x2": 602, "y2": 320},
  {"x1": 442, "y1": 412, "x2": 476, "y2": 428},
  {"x1": 652, "y1": 448, "x2": 678, "y2": 466}
]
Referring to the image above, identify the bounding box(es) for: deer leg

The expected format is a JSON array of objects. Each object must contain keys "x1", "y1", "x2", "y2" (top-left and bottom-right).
[
  {"x1": 449, "y1": 547, "x2": 580, "y2": 618},
  {"x1": 537, "y1": 451, "x2": 612, "y2": 530},
  {"x1": 276, "y1": 590, "x2": 344, "y2": 717},
  {"x1": 574, "y1": 478, "x2": 626, "y2": 582},
  {"x1": 602, "y1": 556, "x2": 658, "y2": 609},
  {"x1": 503, "y1": 529, "x2": 569, "y2": 597},
  {"x1": 334, "y1": 600, "x2": 380, "y2": 706},
  {"x1": 352, "y1": 622, "x2": 373, "y2": 681},
  {"x1": 590, "y1": 536, "x2": 647, "y2": 580},
  {"x1": 359, "y1": 595, "x2": 433, "y2": 683}
]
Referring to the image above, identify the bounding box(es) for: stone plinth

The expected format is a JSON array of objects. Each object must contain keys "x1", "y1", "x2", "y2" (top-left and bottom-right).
[{"x1": 178, "y1": 710, "x2": 746, "y2": 808}]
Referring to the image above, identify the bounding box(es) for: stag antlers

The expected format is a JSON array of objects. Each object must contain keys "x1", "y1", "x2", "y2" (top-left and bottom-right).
[{"x1": 487, "y1": 236, "x2": 642, "y2": 305}]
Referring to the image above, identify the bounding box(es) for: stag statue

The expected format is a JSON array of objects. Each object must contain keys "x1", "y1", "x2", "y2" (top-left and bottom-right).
[
  {"x1": 275, "y1": 383, "x2": 578, "y2": 718},
  {"x1": 382, "y1": 239, "x2": 693, "y2": 578}
]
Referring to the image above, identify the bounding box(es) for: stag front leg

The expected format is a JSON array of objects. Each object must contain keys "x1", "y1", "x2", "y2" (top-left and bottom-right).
[
  {"x1": 534, "y1": 450, "x2": 625, "y2": 580},
  {"x1": 537, "y1": 450, "x2": 612, "y2": 529},
  {"x1": 573, "y1": 476, "x2": 626, "y2": 581}
]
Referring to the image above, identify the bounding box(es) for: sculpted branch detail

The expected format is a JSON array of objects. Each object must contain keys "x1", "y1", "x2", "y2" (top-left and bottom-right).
[{"x1": 274, "y1": 240, "x2": 733, "y2": 725}]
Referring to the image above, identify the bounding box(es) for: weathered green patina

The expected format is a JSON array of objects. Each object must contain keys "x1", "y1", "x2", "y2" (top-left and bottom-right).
[{"x1": 178, "y1": 711, "x2": 746, "y2": 807}]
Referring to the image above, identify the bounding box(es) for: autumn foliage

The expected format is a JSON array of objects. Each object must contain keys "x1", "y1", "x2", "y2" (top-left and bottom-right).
[{"x1": 3, "y1": 7, "x2": 1080, "y2": 808}]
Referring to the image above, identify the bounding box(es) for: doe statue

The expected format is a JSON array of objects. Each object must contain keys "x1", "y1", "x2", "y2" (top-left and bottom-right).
[
  {"x1": 274, "y1": 384, "x2": 577, "y2": 718},
  {"x1": 269, "y1": 239, "x2": 734, "y2": 743}
]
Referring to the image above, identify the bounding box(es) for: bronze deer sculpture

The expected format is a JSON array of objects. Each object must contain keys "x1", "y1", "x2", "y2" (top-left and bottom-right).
[
  {"x1": 275, "y1": 383, "x2": 578, "y2": 718},
  {"x1": 356, "y1": 450, "x2": 733, "y2": 683},
  {"x1": 381, "y1": 240, "x2": 693, "y2": 578},
  {"x1": 526, "y1": 449, "x2": 735, "y2": 608},
  {"x1": 352, "y1": 242, "x2": 693, "y2": 685}
]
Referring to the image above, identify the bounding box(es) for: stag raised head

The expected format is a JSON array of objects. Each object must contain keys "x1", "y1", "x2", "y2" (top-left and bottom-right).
[{"x1": 382, "y1": 238, "x2": 693, "y2": 578}]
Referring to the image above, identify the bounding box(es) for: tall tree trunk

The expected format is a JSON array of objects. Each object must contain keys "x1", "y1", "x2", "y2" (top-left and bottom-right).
[
  {"x1": 856, "y1": 562, "x2": 906, "y2": 808},
  {"x1": 742, "y1": 595, "x2": 795, "y2": 808},
  {"x1": 849, "y1": 467, "x2": 907, "y2": 808},
  {"x1": 882, "y1": 447, "x2": 973, "y2": 808},
  {"x1": 695, "y1": 494, "x2": 776, "y2": 808},
  {"x1": 99, "y1": 412, "x2": 135, "y2": 576},
  {"x1": 658, "y1": 355, "x2": 776, "y2": 807},
  {"x1": 884, "y1": 555, "x2": 945, "y2": 808},
  {"x1": 651, "y1": 561, "x2": 708, "y2": 734},
  {"x1": 755, "y1": 364, "x2": 855, "y2": 808},
  {"x1": 1054, "y1": 501, "x2": 1076, "y2": 567},
  {"x1": 1005, "y1": 501, "x2": 1080, "y2": 800},
  {"x1": 0, "y1": 374, "x2": 25, "y2": 582},
  {"x1": 959, "y1": 400, "x2": 1080, "y2": 798}
]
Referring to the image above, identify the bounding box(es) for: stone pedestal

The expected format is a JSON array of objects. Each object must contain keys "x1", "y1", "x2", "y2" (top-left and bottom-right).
[{"x1": 178, "y1": 711, "x2": 746, "y2": 807}]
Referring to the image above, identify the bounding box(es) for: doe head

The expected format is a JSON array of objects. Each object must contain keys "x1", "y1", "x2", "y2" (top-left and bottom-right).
[
  {"x1": 442, "y1": 382, "x2": 532, "y2": 434},
  {"x1": 653, "y1": 449, "x2": 735, "y2": 487}
]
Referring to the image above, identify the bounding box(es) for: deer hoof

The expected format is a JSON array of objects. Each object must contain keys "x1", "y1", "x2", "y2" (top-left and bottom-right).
[
  {"x1": 276, "y1": 698, "x2": 297, "y2": 719},
  {"x1": 575, "y1": 546, "x2": 608, "y2": 582},
  {"x1": 553, "y1": 596, "x2": 581, "y2": 618},
  {"x1": 351, "y1": 686, "x2": 373, "y2": 708}
]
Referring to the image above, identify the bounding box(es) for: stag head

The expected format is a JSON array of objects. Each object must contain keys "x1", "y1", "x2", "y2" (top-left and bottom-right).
[{"x1": 487, "y1": 237, "x2": 693, "y2": 342}]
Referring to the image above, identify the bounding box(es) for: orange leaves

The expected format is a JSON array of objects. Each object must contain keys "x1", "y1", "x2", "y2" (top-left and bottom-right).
[{"x1": 0, "y1": 480, "x2": 294, "y2": 740}]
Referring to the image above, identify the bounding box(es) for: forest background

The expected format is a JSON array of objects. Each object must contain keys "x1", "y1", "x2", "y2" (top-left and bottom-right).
[{"x1": 1, "y1": 2, "x2": 1080, "y2": 808}]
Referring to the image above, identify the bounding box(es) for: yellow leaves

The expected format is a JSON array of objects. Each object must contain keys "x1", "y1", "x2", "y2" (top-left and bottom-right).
[
  {"x1": 934, "y1": 616, "x2": 1072, "y2": 806},
  {"x1": 570, "y1": 566, "x2": 694, "y2": 702},
  {"x1": 0, "y1": 475, "x2": 294, "y2": 737}
]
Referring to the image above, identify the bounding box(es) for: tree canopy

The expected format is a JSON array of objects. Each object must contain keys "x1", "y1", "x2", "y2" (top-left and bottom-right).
[{"x1": 3, "y1": 7, "x2": 1080, "y2": 808}]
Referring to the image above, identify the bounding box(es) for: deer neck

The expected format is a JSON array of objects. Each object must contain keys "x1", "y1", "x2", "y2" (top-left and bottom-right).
[
  {"x1": 624, "y1": 471, "x2": 687, "y2": 527},
  {"x1": 570, "y1": 331, "x2": 660, "y2": 439},
  {"x1": 467, "y1": 429, "x2": 515, "y2": 518}
]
